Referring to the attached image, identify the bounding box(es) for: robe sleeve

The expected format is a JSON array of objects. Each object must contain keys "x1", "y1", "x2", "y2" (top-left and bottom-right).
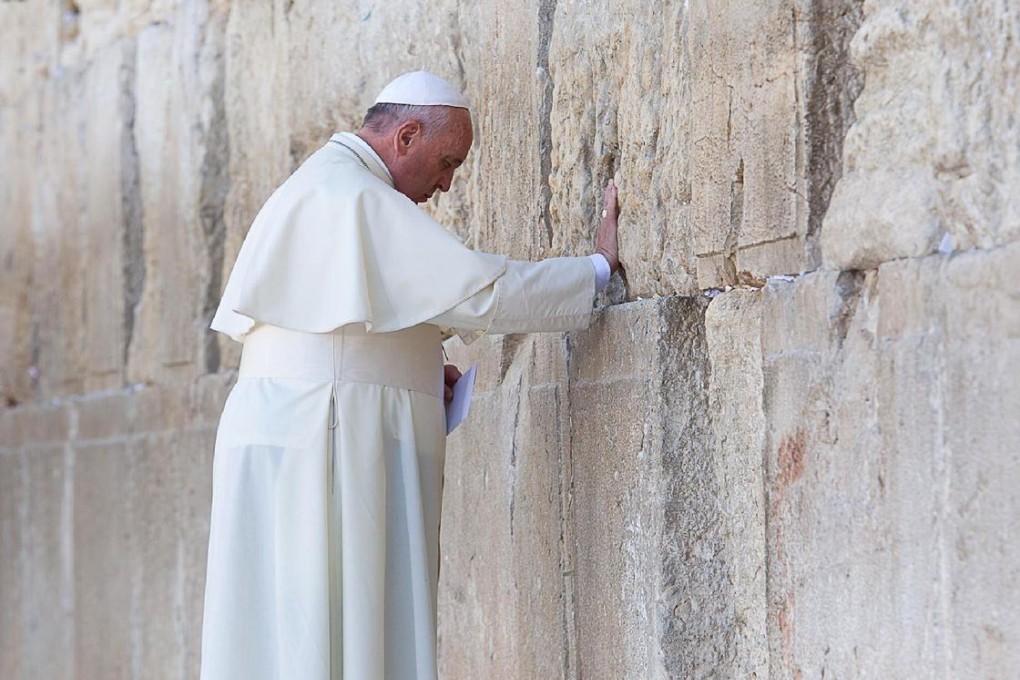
[{"x1": 428, "y1": 255, "x2": 596, "y2": 339}]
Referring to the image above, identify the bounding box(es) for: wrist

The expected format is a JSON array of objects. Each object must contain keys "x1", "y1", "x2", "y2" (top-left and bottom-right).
[{"x1": 596, "y1": 247, "x2": 619, "y2": 273}]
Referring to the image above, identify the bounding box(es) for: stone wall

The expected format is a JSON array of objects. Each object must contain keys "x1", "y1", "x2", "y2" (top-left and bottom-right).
[{"x1": 1, "y1": 0, "x2": 1017, "y2": 678}]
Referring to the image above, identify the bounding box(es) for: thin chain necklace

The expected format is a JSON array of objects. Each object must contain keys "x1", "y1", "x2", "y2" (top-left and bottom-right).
[{"x1": 330, "y1": 139, "x2": 371, "y2": 172}]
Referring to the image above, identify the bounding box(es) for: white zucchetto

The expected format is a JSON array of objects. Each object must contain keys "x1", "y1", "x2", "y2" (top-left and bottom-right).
[{"x1": 374, "y1": 71, "x2": 470, "y2": 110}]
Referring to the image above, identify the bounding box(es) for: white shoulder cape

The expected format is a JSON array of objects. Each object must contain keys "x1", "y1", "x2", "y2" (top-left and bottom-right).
[{"x1": 211, "y1": 133, "x2": 507, "y2": 342}]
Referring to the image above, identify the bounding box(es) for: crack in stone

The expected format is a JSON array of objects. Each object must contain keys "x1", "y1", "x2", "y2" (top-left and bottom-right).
[
  {"x1": 804, "y1": 0, "x2": 866, "y2": 263},
  {"x1": 120, "y1": 39, "x2": 144, "y2": 375},
  {"x1": 198, "y1": 16, "x2": 230, "y2": 375},
  {"x1": 537, "y1": 0, "x2": 558, "y2": 252}
]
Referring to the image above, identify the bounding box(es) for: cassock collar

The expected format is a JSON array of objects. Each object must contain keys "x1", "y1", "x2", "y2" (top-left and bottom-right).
[{"x1": 329, "y1": 132, "x2": 394, "y2": 187}]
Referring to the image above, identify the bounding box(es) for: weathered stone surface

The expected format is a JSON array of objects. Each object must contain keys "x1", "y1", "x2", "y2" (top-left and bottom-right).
[
  {"x1": 82, "y1": 39, "x2": 133, "y2": 392},
  {"x1": 691, "y1": 0, "x2": 864, "y2": 288},
  {"x1": 31, "y1": 73, "x2": 88, "y2": 399},
  {"x1": 19, "y1": 447, "x2": 74, "y2": 680},
  {"x1": 569, "y1": 299, "x2": 716, "y2": 679},
  {"x1": 823, "y1": 0, "x2": 1020, "y2": 269},
  {"x1": 750, "y1": 246, "x2": 1020, "y2": 677},
  {"x1": 3, "y1": 1, "x2": 1020, "y2": 678},
  {"x1": 0, "y1": 97, "x2": 36, "y2": 407},
  {"x1": 74, "y1": 442, "x2": 134, "y2": 679},
  {"x1": 705, "y1": 289, "x2": 769, "y2": 677},
  {"x1": 441, "y1": 298, "x2": 732, "y2": 679},
  {"x1": 942, "y1": 242, "x2": 1020, "y2": 677},
  {"x1": 128, "y1": 4, "x2": 229, "y2": 385},
  {"x1": 439, "y1": 331, "x2": 571, "y2": 679}
]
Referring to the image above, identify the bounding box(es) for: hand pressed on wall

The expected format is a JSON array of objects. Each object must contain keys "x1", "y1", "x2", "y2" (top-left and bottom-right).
[{"x1": 596, "y1": 179, "x2": 620, "y2": 273}]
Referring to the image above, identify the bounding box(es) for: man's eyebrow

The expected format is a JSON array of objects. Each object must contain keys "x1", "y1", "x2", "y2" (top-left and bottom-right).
[{"x1": 446, "y1": 156, "x2": 464, "y2": 167}]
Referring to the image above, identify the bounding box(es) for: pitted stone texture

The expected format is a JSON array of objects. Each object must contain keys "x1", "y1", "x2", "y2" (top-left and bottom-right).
[
  {"x1": 547, "y1": 2, "x2": 695, "y2": 298},
  {"x1": 441, "y1": 299, "x2": 737, "y2": 679},
  {"x1": 568, "y1": 298, "x2": 715, "y2": 678},
  {"x1": 438, "y1": 332, "x2": 571, "y2": 680},
  {"x1": 758, "y1": 247, "x2": 1020, "y2": 676},
  {"x1": 691, "y1": 0, "x2": 864, "y2": 288},
  {"x1": 823, "y1": 0, "x2": 1020, "y2": 269},
  {"x1": 705, "y1": 289, "x2": 769, "y2": 677}
]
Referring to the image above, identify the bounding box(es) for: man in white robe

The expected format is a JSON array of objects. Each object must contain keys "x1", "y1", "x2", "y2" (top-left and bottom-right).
[{"x1": 200, "y1": 71, "x2": 620, "y2": 680}]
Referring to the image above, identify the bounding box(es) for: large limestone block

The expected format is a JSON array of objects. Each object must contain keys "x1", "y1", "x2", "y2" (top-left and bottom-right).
[
  {"x1": 442, "y1": 297, "x2": 787, "y2": 677},
  {"x1": 18, "y1": 447, "x2": 74, "y2": 680},
  {"x1": 691, "y1": 0, "x2": 863, "y2": 288},
  {"x1": 31, "y1": 74, "x2": 89, "y2": 398},
  {"x1": 548, "y1": 1, "x2": 695, "y2": 297},
  {"x1": 568, "y1": 298, "x2": 714, "y2": 678},
  {"x1": 759, "y1": 253, "x2": 1020, "y2": 676},
  {"x1": 0, "y1": 99, "x2": 36, "y2": 407},
  {"x1": 130, "y1": 4, "x2": 229, "y2": 384},
  {"x1": 82, "y1": 38, "x2": 138, "y2": 392},
  {"x1": 690, "y1": 0, "x2": 801, "y2": 252},
  {"x1": 760, "y1": 270, "x2": 902, "y2": 677},
  {"x1": 69, "y1": 382, "x2": 219, "y2": 679},
  {"x1": 451, "y1": 1, "x2": 548, "y2": 260},
  {"x1": 824, "y1": 0, "x2": 1020, "y2": 269},
  {"x1": 942, "y1": 242, "x2": 1020, "y2": 676},
  {"x1": 704, "y1": 289, "x2": 769, "y2": 677},
  {"x1": 73, "y1": 442, "x2": 134, "y2": 680},
  {"x1": 439, "y1": 332, "x2": 571, "y2": 679}
]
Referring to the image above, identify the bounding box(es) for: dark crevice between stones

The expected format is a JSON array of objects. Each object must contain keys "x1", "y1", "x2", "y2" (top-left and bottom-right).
[
  {"x1": 120, "y1": 38, "x2": 145, "y2": 376},
  {"x1": 537, "y1": 0, "x2": 558, "y2": 252},
  {"x1": 656, "y1": 297, "x2": 727, "y2": 676},
  {"x1": 499, "y1": 333, "x2": 527, "y2": 384},
  {"x1": 804, "y1": 0, "x2": 866, "y2": 268},
  {"x1": 507, "y1": 370, "x2": 524, "y2": 538},
  {"x1": 723, "y1": 159, "x2": 745, "y2": 287},
  {"x1": 832, "y1": 269, "x2": 865, "y2": 347},
  {"x1": 199, "y1": 21, "x2": 230, "y2": 375}
]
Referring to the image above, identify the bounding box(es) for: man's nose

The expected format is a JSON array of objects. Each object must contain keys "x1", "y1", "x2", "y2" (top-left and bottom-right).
[{"x1": 439, "y1": 172, "x2": 454, "y2": 192}]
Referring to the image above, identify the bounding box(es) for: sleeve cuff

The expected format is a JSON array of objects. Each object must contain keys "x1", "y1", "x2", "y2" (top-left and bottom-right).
[{"x1": 588, "y1": 253, "x2": 611, "y2": 293}]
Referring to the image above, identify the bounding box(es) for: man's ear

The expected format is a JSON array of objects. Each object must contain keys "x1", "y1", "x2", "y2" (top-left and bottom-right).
[{"x1": 394, "y1": 121, "x2": 421, "y2": 157}]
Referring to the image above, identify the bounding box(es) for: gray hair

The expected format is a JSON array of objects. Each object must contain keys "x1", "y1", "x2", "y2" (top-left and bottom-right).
[{"x1": 361, "y1": 103, "x2": 457, "y2": 139}]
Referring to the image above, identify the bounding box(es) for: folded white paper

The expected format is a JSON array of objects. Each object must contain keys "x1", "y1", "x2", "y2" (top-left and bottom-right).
[{"x1": 445, "y1": 363, "x2": 477, "y2": 435}]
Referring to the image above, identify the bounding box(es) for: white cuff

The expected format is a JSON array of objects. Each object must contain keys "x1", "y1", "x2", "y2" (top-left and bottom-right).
[{"x1": 589, "y1": 253, "x2": 611, "y2": 293}]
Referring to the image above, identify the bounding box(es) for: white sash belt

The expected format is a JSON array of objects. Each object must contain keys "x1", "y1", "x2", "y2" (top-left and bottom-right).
[{"x1": 239, "y1": 323, "x2": 444, "y2": 399}]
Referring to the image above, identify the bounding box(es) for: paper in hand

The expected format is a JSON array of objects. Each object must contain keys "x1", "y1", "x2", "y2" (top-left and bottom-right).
[{"x1": 445, "y1": 363, "x2": 477, "y2": 435}]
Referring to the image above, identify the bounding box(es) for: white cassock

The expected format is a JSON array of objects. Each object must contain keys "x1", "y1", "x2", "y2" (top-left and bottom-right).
[{"x1": 200, "y1": 132, "x2": 599, "y2": 680}]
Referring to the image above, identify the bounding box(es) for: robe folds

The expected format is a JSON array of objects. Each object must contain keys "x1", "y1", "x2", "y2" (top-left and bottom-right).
[{"x1": 201, "y1": 132, "x2": 599, "y2": 680}]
